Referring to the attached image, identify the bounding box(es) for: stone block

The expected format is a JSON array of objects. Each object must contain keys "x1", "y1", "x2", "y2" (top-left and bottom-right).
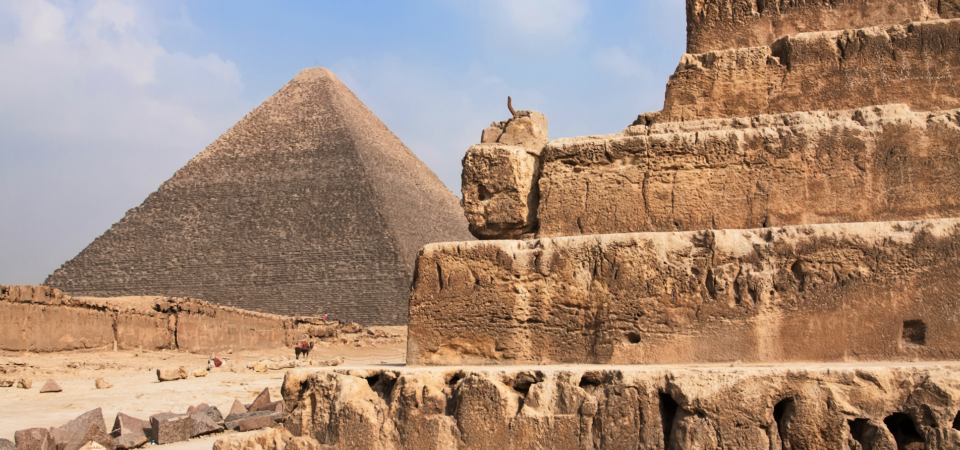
[
  {"x1": 62, "y1": 423, "x2": 115, "y2": 450},
  {"x1": 409, "y1": 218, "x2": 960, "y2": 366},
  {"x1": 53, "y1": 408, "x2": 107, "y2": 450},
  {"x1": 223, "y1": 412, "x2": 281, "y2": 432},
  {"x1": 480, "y1": 111, "x2": 548, "y2": 150},
  {"x1": 189, "y1": 411, "x2": 223, "y2": 438},
  {"x1": 149, "y1": 414, "x2": 192, "y2": 445},
  {"x1": 110, "y1": 413, "x2": 149, "y2": 450},
  {"x1": 0, "y1": 438, "x2": 15, "y2": 450},
  {"x1": 15, "y1": 428, "x2": 55, "y2": 450},
  {"x1": 541, "y1": 105, "x2": 960, "y2": 238},
  {"x1": 39, "y1": 380, "x2": 61, "y2": 393},
  {"x1": 248, "y1": 388, "x2": 271, "y2": 411},
  {"x1": 156, "y1": 368, "x2": 185, "y2": 382},
  {"x1": 461, "y1": 144, "x2": 541, "y2": 240}
]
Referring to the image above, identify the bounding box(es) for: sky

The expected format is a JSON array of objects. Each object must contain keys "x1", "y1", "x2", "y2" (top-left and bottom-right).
[{"x1": 0, "y1": 0, "x2": 687, "y2": 285}]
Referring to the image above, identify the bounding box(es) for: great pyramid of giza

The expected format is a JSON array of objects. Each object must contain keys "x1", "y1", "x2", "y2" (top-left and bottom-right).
[{"x1": 44, "y1": 68, "x2": 473, "y2": 325}]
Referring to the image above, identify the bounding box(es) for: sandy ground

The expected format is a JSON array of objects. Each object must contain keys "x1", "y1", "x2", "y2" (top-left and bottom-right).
[{"x1": 0, "y1": 326, "x2": 407, "y2": 449}]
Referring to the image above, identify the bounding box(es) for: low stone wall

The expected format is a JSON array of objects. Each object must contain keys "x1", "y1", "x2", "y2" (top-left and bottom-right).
[
  {"x1": 278, "y1": 364, "x2": 960, "y2": 449},
  {"x1": 661, "y1": 19, "x2": 960, "y2": 123},
  {"x1": 684, "y1": 0, "x2": 947, "y2": 54},
  {"x1": 407, "y1": 218, "x2": 960, "y2": 366},
  {"x1": 0, "y1": 285, "x2": 338, "y2": 353},
  {"x1": 536, "y1": 105, "x2": 960, "y2": 238}
]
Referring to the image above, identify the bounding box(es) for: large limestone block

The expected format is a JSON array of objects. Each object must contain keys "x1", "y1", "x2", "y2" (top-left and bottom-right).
[
  {"x1": 541, "y1": 105, "x2": 960, "y2": 238},
  {"x1": 408, "y1": 218, "x2": 960, "y2": 366},
  {"x1": 661, "y1": 19, "x2": 960, "y2": 122},
  {"x1": 281, "y1": 365, "x2": 960, "y2": 449},
  {"x1": 480, "y1": 111, "x2": 548, "y2": 150},
  {"x1": 685, "y1": 0, "x2": 945, "y2": 54},
  {"x1": 461, "y1": 144, "x2": 541, "y2": 239}
]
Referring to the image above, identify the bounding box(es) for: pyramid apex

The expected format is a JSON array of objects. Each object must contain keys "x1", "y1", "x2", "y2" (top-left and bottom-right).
[{"x1": 292, "y1": 67, "x2": 339, "y2": 83}]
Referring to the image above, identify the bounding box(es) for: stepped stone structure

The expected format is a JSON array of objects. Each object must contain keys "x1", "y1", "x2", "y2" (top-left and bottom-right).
[
  {"x1": 215, "y1": 3, "x2": 960, "y2": 450},
  {"x1": 43, "y1": 68, "x2": 472, "y2": 325}
]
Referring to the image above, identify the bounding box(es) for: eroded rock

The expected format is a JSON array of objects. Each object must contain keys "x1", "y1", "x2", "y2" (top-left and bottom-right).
[{"x1": 461, "y1": 144, "x2": 541, "y2": 239}]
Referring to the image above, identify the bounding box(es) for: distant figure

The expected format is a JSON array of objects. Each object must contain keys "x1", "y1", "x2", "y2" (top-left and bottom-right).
[
  {"x1": 295, "y1": 339, "x2": 315, "y2": 360},
  {"x1": 323, "y1": 313, "x2": 328, "y2": 322}
]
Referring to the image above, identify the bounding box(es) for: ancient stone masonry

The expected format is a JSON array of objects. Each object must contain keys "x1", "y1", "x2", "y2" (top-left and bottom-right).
[
  {"x1": 685, "y1": 0, "x2": 956, "y2": 54},
  {"x1": 0, "y1": 285, "x2": 338, "y2": 353},
  {"x1": 44, "y1": 68, "x2": 473, "y2": 325}
]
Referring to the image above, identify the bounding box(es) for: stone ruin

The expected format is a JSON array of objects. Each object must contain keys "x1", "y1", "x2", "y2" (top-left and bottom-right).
[
  {"x1": 43, "y1": 68, "x2": 473, "y2": 326},
  {"x1": 233, "y1": 2, "x2": 960, "y2": 449}
]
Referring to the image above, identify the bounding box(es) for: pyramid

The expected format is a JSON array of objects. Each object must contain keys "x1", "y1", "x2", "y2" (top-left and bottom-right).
[{"x1": 44, "y1": 68, "x2": 473, "y2": 325}]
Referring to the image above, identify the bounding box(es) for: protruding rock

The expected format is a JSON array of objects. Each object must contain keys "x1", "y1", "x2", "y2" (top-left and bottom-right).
[
  {"x1": 94, "y1": 379, "x2": 112, "y2": 390},
  {"x1": 461, "y1": 143, "x2": 541, "y2": 239},
  {"x1": 15, "y1": 429, "x2": 55, "y2": 450},
  {"x1": 39, "y1": 380, "x2": 62, "y2": 393},
  {"x1": 480, "y1": 110, "x2": 548, "y2": 150},
  {"x1": 149, "y1": 414, "x2": 192, "y2": 445},
  {"x1": 18, "y1": 378, "x2": 32, "y2": 389},
  {"x1": 51, "y1": 409, "x2": 108, "y2": 450},
  {"x1": 228, "y1": 400, "x2": 247, "y2": 416},
  {"x1": 110, "y1": 413, "x2": 150, "y2": 450}
]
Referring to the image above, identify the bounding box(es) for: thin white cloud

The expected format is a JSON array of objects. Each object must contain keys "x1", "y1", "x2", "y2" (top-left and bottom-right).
[
  {"x1": 0, "y1": 0, "x2": 250, "y2": 284},
  {"x1": 593, "y1": 46, "x2": 647, "y2": 77},
  {"x1": 439, "y1": 0, "x2": 590, "y2": 55}
]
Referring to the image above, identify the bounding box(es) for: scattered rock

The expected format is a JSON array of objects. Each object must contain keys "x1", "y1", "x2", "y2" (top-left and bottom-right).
[
  {"x1": 252, "y1": 363, "x2": 267, "y2": 373},
  {"x1": 341, "y1": 322, "x2": 361, "y2": 334},
  {"x1": 248, "y1": 388, "x2": 271, "y2": 411},
  {"x1": 62, "y1": 421, "x2": 115, "y2": 450},
  {"x1": 317, "y1": 357, "x2": 344, "y2": 367},
  {"x1": 18, "y1": 378, "x2": 32, "y2": 389},
  {"x1": 15, "y1": 428, "x2": 56, "y2": 450},
  {"x1": 39, "y1": 379, "x2": 62, "y2": 393},
  {"x1": 0, "y1": 438, "x2": 16, "y2": 450},
  {"x1": 189, "y1": 410, "x2": 223, "y2": 438},
  {"x1": 185, "y1": 404, "x2": 209, "y2": 415},
  {"x1": 192, "y1": 369, "x2": 208, "y2": 378},
  {"x1": 0, "y1": 379, "x2": 14, "y2": 387},
  {"x1": 228, "y1": 400, "x2": 247, "y2": 416},
  {"x1": 110, "y1": 413, "x2": 150, "y2": 450},
  {"x1": 94, "y1": 379, "x2": 112, "y2": 389},
  {"x1": 156, "y1": 369, "x2": 185, "y2": 382},
  {"x1": 50, "y1": 409, "x2": 109, "y2": 450},
  {"x1": 223, "y1": 412, "x2": 281, "y2": 432},
  {"x1": 149, "y1": 413, "x2": 192, "y2": 445}
]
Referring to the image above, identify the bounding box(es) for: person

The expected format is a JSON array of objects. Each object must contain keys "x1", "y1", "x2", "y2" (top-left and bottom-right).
[{"x1": 323, "y1": 313, "x2": 328, "y2": 322}]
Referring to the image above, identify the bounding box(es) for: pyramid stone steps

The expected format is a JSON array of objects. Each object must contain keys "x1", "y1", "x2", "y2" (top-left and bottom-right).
[
  {"x1": 408, "y1": 217, "x2": 960, "y2": 366},
  {"x1": 685, "y1": 0, "x2": 954, "y2": 54},
  {"x1": 534, "y1": 104, "x2": 960, "y2": 238},
  {"x1": 660, "y1": 18, "x2": 960, "y2": 123}
]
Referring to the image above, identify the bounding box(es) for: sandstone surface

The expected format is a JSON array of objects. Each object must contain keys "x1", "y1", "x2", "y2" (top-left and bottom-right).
[
  {"x1": 44, "y1": 67, "x2": 473, "y2": 325},
  {"x1": 660, "y1": 19, "x2": 960, "y2": 122},
  {"x1": 279, "y1": 365, "x2": 960, "y2": 449},
  {"x1": 409, "y1": 218, "x2": 960, "y2": 366},
  {"x1": 538, "y1": 105, "x2": 960, "y2": 238},
  {"x1": 684, "y1": 0, "x2": 954, "y2": 53}
]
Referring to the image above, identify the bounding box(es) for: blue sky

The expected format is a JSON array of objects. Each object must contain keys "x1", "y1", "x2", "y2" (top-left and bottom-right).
[{"x1": 0, "y1": 0, "x2": 686, "y2": 285}]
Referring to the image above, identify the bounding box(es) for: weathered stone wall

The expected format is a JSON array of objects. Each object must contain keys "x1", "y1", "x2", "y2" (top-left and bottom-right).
[
  {"x1": 685, "y1": 0, "x2": 949, "y2": 54},
  {"x1": 661, "y1": 19, "x2": 960, "y2": 123},
  {"x1": 0, "y1": 285, "x2": 337, "y2": 353},
  {"x1": 408, "y1": 218, "x2": 960, "y2": 366},
  {"x1": 538, "y1": 105, "x2": 960, "y2": 238},
  {"x1": 279, "y1": 365, "x2": 960, "y2": 449}
]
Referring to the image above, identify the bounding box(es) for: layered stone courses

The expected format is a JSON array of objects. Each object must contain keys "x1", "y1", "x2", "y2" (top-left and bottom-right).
[
  {"x1": 685, "y1": 0, "x2": 955, "y2": 54},
  {"x1": 408, "y1": 218, "x2": 960, "y2": 366},
  {"x1": 44, "y1": 68, "x2": 472, "y2": 325},
  {"x1": 538, "y1": 104, "x2": 960, "y2": 238},
  {"x1": 279, "y1": 365, "x2": 960, "y2": 449},
  {"x1": 662, "y1": 19, "x2": 960, "y2": 123},
  {"x1": 0, "y1": 285, "x2": 335, "y2": 353}
]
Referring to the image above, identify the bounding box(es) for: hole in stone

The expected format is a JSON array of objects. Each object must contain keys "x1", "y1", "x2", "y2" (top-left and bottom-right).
[
  {"x1": 578, "y1": 371, "x2": 603, "y2": 389},
  {"x1": 705, "y1": 268, "x2": 718, "y2": 300},
  {"x1": 848, "y1": 418, "x2": 870, "y2": 446},
  {"x1": 790, "y1": 260, "x2": 804, "y2": 289},
  {"x1": 625, "y1": 332, "x2": 642, "y2": 344},
  {"x1": 446, "y1": 372, "x2": 464, "y2": 387},
  {"x1": 365, "y1": 375, "x2": 379, "y2": 389},
  {"x1": 903, "y1": 320, "x2": 926, "y2": 346},
  {"x1": 884, "y1": 413, "x2": 925, "y2": 449},
  {"x1": 952, "y1": 411, "x2": 960, "y2": 430},
  {"x1": 478, "y1": 184, "x2": 493, "y2": 201},
  {"x1": 659, "y1": 392, "x2": 679, "y2": 449},
  {"x1": 773, "y1": 398, "x2": 795, "y2": 445},
  {"x1": 512, "y1": 372, "x2": 539, "y2": 396}
]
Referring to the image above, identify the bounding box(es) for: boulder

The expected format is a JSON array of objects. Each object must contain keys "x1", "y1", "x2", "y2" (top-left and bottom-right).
[
  {"x1": 148, "y1": 414, "x2": 192, "y2": 445},
  {"x1": 192, "y1": 369, "x2": 207, "y2": 378},
  {"x1": 94, "y1": 379, "x2": 112, "y2": 390},
  {"x1": 110, "y1": 413, "x2": 149, "y2": 450},
  {"x1": 17, "y1": 378, "x2": 32, "y2": 389},
  {"x1": 156, "y1": 369, "x2": 185, "y2": 382},
  {"x1": 62, "y1": 423, "x2": 115, "y2": 450},
  {"x1": 15, "y1": 429, "x2": 55, "y2": 450},
  {"x1": 39, "y1": 380, "x2": 61, "y2": 393},
  {"x1": 196, "y1": 406, "x2": 223, "y2": 424},
  {"x1": 251, "y1": 363, "x2": 267, "y2": 373},
  {"x1": 461, "y1": 143, "x2": 541, "y2": 240}
]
